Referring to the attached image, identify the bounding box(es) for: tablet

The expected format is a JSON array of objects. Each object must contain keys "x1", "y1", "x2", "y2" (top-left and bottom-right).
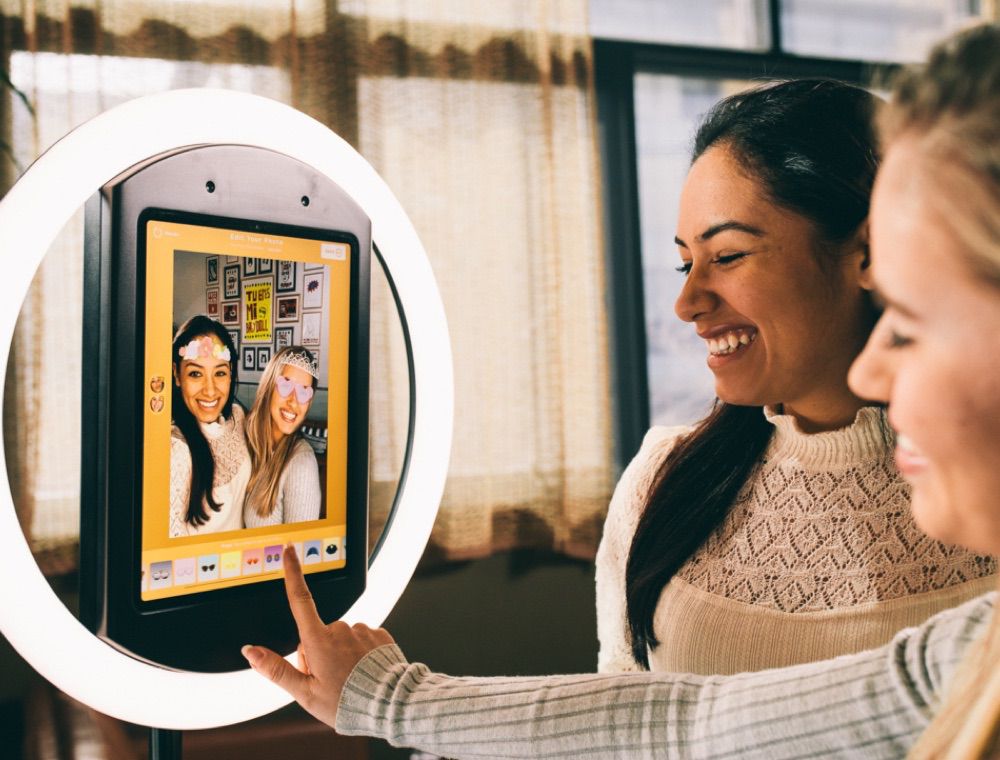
[{"x1": 81, "y1": 145, "x2": 370, "y2": 671}]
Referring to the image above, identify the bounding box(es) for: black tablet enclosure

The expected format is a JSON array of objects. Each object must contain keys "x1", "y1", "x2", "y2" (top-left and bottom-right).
[{"x1": 81, "y1": 145, "x2": 371, "y2": 672}]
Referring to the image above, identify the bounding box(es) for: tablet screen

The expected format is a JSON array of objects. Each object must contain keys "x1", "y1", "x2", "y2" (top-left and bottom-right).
[{"x1": 139, "y1": 212, "x2": 354, "y2": 602}]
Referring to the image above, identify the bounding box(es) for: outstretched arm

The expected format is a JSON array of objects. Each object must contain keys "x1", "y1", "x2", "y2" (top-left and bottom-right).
[{"x1": 243, "y1": 547, "x2": 994, "y2": 759}]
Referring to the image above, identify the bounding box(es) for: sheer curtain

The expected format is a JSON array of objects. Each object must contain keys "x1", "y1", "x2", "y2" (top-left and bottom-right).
[{"x1": 1, "y1": 0, "x2": 614, "y2": 569}]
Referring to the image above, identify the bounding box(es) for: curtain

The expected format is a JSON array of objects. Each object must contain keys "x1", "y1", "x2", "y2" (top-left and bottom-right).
[{"x1": 0, "y1": 0, "x2": 615, "y2": 569}]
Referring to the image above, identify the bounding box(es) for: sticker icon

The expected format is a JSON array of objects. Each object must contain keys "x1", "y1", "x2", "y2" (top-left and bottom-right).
[
  {"x1": 242, "y1": 548, "x2": 263, "y2": 575},
  {"x1": 150, "y1": 561, "x2": 172, "y2": 590},
  {"x1": 220, "y1": 551, "x2": 241, "y2": 578},
  {"x1": 264, "y1": 544, "x2": 283, "y2": 572},
  {"x1": 174, "y1": 557, "x2": 196, "y2": 586},
  {"x1": 150, "y1": 396, "x2": 164, "y2": 413},
  {"x1": 150, "y1": 376, "x2": 165, "y2": 393},
  {"x1": 197, "y1": 554, "x2": 220, "y2": 582},
  {"x1": 322, "y1": 537, "x2": 342, "y2": 562},
  {"x1": 303, "y1": 540, "x2": 322, "y2": 565}
]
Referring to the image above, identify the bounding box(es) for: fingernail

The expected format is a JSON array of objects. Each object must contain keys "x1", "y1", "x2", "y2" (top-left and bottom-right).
[{"x1": 242, "y1": 645, "x2": 261, "y2": 667}]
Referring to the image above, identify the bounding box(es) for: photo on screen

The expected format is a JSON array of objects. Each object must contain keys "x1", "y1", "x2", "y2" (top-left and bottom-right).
[{"x1": 170, "y1": 249, "x2": 332, "y2": 539}]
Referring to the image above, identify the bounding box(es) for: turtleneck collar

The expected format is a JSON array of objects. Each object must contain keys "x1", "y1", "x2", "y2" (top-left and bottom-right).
[{"x1": 763, "y1": 405, "x2": 890, "y2": 469}]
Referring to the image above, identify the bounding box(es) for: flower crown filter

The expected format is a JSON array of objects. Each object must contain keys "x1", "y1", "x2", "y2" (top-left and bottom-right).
[
  {"x1": 278, "y1": 350, "x2": 319, "y2": 379},
  {"x1": 178, "y1": 336, "x2": 231, "y2": 362}
]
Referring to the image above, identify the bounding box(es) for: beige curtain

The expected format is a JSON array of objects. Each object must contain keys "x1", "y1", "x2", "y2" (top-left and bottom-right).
[{"x1": 1, "y1": 0, "x2": 614, "y2": 570}]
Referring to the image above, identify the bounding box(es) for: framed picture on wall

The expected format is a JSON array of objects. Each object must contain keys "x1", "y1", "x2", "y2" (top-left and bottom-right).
[
  {"x1": 221, "y1": 301, "x2": 240, "y2": 326},
  {"x1": 258, "y1": 258, "x2": 273, "y2": 275},
  {"x1": 256, "y1": 346, "x2": 272, "y2": 369},
  {"x1": 276, "y1": 260, "x2": 297, "y2": 293},
  {"x1": 302, "y1": 271, "x2": 324, "y2": 310},
  {"x1": 275, "y1": 295, "x2": 300, "y2": 322},
  {"x1": 301, "y1": 311, "x2": 321, "y2": 346},
  {"x1": 226, "y1": 255, "x2": 238, "y2": 264},
  {"x1": 274, "y1": 326, "x2": 294, "y2": 350},
  {"x1": 206, "y1": 288, "x2": 219, "y2": 317},
  {"x1": 223, "y1": 264, "x2": 240, "y2": 299},
  {"x1": 242, "y1": 257, "x2": 258, "y2": 277},
  {"x1": 206, "y1": 256, "x2": 219, "y2": 284},
  {"x1": 304, "y1": 261, "x2": 323, "y2": 272},
  {"x1": 227, "y1": 329, "x2": 240, "y2": 353},
  {"x1": 241, "y1": 346, "x2": 256, "y2": 372}
]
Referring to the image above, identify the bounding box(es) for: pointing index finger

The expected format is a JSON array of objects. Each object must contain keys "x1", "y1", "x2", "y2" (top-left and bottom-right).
[{"x1": 282, "y1": 544, "x2": 328, "y2": 644}]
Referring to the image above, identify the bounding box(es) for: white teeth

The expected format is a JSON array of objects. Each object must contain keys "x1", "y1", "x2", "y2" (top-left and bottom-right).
[
  {"x1": 280, "y1": 409, "x2": 296, "y2": 422},
  {"x1": 706, "y1": 330, "x2": 756, "y2": 356},
  {"x1": 198, "y1": 399, "x2": 219, "y2": 408}
]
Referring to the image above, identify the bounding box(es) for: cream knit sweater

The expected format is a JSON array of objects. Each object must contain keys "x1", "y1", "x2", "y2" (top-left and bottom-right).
[{"x1": 596, "y1": 406, "x2": 997, "y2": 675}]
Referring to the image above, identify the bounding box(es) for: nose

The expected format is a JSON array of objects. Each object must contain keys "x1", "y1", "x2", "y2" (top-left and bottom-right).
[
  {"x1": 674, "y1": 263, "x2": 717, "y2": 323},
  {"x1": 204, "y1": 373, "x2": 216, "y2": 396},
  {"x1": 848, "y1": 317, "x2": 893, "y2": 403}
]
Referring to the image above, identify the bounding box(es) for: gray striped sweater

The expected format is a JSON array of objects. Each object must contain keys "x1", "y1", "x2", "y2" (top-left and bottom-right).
[{"x1": 336, "y1": 592, "x2": 995, "y2": 759}]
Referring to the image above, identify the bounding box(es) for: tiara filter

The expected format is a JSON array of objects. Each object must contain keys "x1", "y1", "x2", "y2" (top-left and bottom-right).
[
  {"x1": 179, "y1": 336, "x2": 231, "y2": 362},
  {"x1": 278, "y1": 349, "x2": 319, "y2": 379}
]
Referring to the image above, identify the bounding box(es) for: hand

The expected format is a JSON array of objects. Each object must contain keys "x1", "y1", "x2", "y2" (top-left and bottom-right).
[{"x1": 241, "y1": 545, "x2": 395, "y2": 728}]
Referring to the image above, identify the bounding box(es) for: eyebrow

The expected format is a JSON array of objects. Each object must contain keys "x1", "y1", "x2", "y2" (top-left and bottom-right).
[
  {"x1": 674, "y1": 221, "x2": 766, "y2": 248},
  {"x1": 872, "y1": 286, "x2": 920, "y2": 320}
]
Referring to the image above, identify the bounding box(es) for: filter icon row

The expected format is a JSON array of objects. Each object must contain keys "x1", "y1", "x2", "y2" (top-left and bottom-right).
[{"x1": 143, "y1": 537, "x2": 344, "y2": 591}]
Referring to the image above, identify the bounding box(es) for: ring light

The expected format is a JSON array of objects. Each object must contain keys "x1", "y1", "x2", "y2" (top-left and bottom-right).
[{"x1": 0, "y1": 89, "x2": 453, "y2": 728}]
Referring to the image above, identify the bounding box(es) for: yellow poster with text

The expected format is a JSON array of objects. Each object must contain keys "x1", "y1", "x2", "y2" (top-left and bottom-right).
[{"x1": 243, "y1": 280, "x2": 272, "y2": 342}]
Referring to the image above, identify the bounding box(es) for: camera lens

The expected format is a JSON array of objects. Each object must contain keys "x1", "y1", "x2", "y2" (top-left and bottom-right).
[
  {"x1": 301, "y1": 195, "x2": 310, "y2": 207},
  {"x1": 205, "y1": 180, "x2": 215, "y2": 193}
]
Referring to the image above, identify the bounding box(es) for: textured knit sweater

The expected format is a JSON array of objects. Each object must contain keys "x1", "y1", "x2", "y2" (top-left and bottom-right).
[
  {"x1": 596, "y1": 406, "x2": 997, "y2": 675},
  {"x1": 169, "y1": 404, "x2": 251, "y2": 537},
  {"x1": 243, "y1": 437, "x2": 322, "y2": 528},
  {"x1": 336, "y1": 592, "x2": 997, "y2": 759}
]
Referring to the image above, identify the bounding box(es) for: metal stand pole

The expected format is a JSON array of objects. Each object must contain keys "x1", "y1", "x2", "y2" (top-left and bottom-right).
[{"x1": 149, "y1": 727, "x2": 182, "y2": 760}]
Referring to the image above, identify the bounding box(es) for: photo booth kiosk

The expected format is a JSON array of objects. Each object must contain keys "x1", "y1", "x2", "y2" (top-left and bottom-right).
[
  {"x1": 81, "y1": 144, "x2": 372, "y2": 672},
  {"x1": 0, "y1": 90, "x2": 453, "y2": 744}
]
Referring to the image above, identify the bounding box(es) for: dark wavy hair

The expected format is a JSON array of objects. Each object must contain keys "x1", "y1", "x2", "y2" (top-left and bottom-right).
[
  {"x1": 171, "y1": 315, "x2": 239, "y2": 527},
  {"x1": 625, "y1": 79, "x2": 882, "y2": 668}
]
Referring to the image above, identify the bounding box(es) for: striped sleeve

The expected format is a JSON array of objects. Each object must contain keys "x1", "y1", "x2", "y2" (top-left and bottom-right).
[{"x1": 335, "y1": 593, "x2": 994, "y2": 760}]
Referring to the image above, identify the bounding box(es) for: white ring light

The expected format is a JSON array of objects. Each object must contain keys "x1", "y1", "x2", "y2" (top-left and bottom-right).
[{"x1": 0, "y1": 89, "x2": 452, "y2": 729}]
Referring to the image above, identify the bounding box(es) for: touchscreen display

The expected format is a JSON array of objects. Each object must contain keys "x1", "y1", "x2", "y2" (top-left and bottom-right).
[{"x1": 139, "y1": 215, "x2": 353, "y2": 601}]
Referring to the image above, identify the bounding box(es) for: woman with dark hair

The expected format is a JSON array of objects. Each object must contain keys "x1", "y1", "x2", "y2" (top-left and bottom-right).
[
  {"x1": 243, "y1": 346, "x2": 322, "y2": 527},
  {"x1": 596, "y1": 79, "x2": 995, "y2": 675},
  {"x1": 169, "y1": 315, "x2": 249, "y2": 537}
]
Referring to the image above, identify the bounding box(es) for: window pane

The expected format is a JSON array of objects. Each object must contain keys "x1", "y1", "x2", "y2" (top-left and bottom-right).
[
  {"x1": 781, "y1": 0, "x2": 986, "y2": 62},
  {"x1": 633, "y1": 73, "x2": 751, "y2": 427},
  {"x1": 590, "y1": 0, "x2": 771, "y2": 50}
]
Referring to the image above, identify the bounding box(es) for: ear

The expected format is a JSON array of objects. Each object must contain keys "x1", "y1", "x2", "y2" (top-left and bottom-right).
[
  {"x1": 848, "y1": 219, "x2": 873, "y2": 289},
  {"x1": 173, "y1": 364, "x2": 181, "y2": 386}
]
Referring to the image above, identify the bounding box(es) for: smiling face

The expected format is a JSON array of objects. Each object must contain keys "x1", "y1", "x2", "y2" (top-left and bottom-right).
[
  {"x1": 173, "y1": 334, "x2": 232, "y2": 424},
  {"x1": 848, "y1": 139, "x2": 1000, "y2": 555},
  {"x1": 268, "y1": 363, "x2": 314, "y2": 443},
  {"x1": 673, "y1": 145, "x2": 873, "y2": 429}
]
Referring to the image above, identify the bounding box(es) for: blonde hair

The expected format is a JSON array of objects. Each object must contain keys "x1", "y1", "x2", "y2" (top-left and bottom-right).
[
  {"x1": 881, "y1": 23, "x2": 1000, "y2": 760},
  {"x1": 244, "y1": 346, "x2": 318, "y2": 518}
]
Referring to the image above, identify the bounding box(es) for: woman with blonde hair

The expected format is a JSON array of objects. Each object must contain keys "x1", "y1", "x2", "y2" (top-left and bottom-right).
[
  {"x1": 243, "y1": 346, "x2": 322, "y2": 527},
  {"x1": 244, "y1": 24, "x2": 1000, "y2": 759}
]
